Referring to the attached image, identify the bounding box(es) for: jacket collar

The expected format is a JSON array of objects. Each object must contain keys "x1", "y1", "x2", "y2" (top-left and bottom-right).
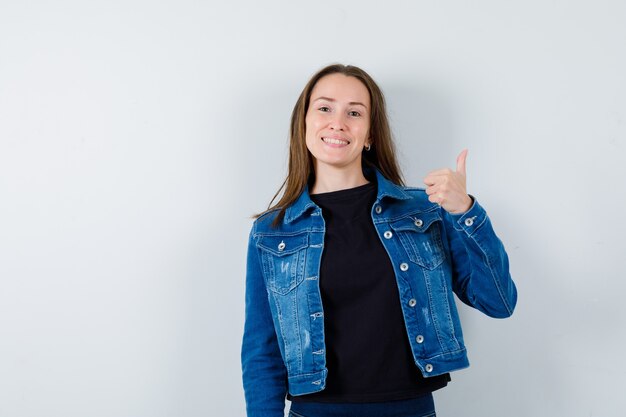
[{"x1": 284, "y1": 167, "x2": 411, "y2": 224}]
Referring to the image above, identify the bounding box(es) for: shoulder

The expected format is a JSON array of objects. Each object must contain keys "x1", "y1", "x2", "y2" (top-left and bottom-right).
[
  {"x1": 401, "y1": 185, "x2": 429, "y2": 197},
  {"x1": 374, "y1": 183, "x2": 442, "y2": 222},
  {"x1": 371, "y1": 169, "x2": 434, "y2": 211},
  {"x1": 400, "y1": 185, "x2": 438, "y2": 209},
  {"x1": 250, "y1": 208, "x2": 282, "y2": 236}
]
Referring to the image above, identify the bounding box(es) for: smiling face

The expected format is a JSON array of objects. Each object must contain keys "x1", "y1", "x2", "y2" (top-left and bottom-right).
[{"x1": 305, "y1": 73, "x2": 371, "y2": 176}]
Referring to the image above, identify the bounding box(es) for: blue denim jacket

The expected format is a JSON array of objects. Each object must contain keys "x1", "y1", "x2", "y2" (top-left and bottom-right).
[{"x1": 241, "y1": 169, "x2": 517, "y2": 417}]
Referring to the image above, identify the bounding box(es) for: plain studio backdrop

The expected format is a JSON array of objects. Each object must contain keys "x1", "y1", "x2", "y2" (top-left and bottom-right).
[{"x1": 1, "y1": 1, "x2": 625, "y2": 416}]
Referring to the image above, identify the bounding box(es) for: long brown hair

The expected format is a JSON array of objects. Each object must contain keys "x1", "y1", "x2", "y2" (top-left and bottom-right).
[{"x1": 257, "y1": 64, "x2": 404, "y2": 226}]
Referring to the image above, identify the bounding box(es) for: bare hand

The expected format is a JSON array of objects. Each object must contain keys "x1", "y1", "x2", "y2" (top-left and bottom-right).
[{"x1": 423, "y1": 149, "x2": 473, "y2": 214}]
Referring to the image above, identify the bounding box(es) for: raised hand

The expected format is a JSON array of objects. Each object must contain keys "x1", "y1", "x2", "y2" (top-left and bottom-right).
[{"x1": 423, "y1": 149, "x2": 473, "y2": 214}]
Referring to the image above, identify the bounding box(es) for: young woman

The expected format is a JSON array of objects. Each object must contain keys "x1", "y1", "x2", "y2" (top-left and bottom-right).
[{"x1": 241, "y1": 64, "x2": 517, "y2": 417}]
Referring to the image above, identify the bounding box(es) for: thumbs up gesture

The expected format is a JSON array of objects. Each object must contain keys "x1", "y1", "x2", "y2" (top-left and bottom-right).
[{"x1": 423, "y1": 149, "x2": 473, "y2": 214}]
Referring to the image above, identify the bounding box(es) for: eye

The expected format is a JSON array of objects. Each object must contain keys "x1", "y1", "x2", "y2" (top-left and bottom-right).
[
  {"x1": 318, "y1": 106, "x2": 331, "y2": 112},
  {"x1": 349, "y1": 110, "x2": 362, "y2": 117}
]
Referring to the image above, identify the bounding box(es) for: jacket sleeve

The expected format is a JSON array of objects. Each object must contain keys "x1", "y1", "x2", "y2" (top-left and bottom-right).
[
  {"x1": 442, "y1": 195, "x2": 518, "y2": 318},
  {"x1": 241, "y1": 225, "x2": 288, "y2": 417}
]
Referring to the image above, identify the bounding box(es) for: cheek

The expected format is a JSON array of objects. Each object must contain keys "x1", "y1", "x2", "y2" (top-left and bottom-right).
[
  {"x1": 305, "y1": 114, "x2": 321, "y2": 131},
  {"x1": 356, "y1": 123, "x2": 370, "y2": 140},
  {"x1": 305, "y1": 116, "x2": 322, "y2": 141},
  {"x1": 304, "y1": 124, "x2": 316, "y2": 151}
]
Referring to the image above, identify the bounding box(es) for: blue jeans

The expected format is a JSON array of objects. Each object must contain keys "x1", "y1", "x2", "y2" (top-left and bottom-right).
[{"x1": 288, "y1": 394, "x2": 436, "y2": 417}]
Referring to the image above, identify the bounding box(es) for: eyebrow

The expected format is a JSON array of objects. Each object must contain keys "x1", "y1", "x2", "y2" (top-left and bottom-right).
[{"x1": 312, "y1": 96, "x2": 368, "y2": 108}]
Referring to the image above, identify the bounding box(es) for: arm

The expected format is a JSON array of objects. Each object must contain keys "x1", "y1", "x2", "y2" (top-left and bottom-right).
[
  {"x1": 423, "y1": 149, "x2": 516, "y2": 317},
  {"x1": 442, "y1": 195, "x2": 518, "y2": 318},
  {"x1": 241, "y1": 226, "x2": 288, "y2": 417}
]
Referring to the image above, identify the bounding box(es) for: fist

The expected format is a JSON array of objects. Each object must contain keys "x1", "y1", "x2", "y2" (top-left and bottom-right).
[{"x1": 423, "y1": 149, "x2": 473, "y2": 214}]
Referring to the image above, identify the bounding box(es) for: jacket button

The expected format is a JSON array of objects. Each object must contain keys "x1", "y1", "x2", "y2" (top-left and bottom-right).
[
  {"x1": 384, "y1": 230, "x2": 393, "y2": 239},
  {"x1": 464, "y1": 217, "x2": 474, "y2": 227},
  {"x1": 400, "y1": 263, "x2": 409, "y2": 271},
  {"x1": 375, "y1": 205, "x2": 382, "y2": 214},
  {"x1": 277, "y1": 241, "x2": 286, "y2": 251},
  {"x1": 416, "y1": 335, "x2": 424, "y2": 343},
  {"x1": 414, "y1": 218, "x2": 423, "y2": 227},
  {"x1": 425, "y1": 364, "x2": 433, "y2": 372},
  {"x1": 408, "y1": 298, "x2": 417, "y2": 307}
]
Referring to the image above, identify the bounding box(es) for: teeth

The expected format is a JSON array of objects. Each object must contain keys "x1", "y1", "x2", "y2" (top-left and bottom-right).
[{"x1": 322, "y1": 137, "x2": 349, "y2": 145}]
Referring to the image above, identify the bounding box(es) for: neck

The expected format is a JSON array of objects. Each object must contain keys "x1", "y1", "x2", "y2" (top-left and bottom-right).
[{"x1": 310, "y1": 163, "x2": 369, "y2": 194}]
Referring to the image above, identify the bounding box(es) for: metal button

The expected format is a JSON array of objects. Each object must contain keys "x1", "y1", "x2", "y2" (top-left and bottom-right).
[
  {"x1": 375, "y1": 205, "x2": 382, "y2": 214},
  {"x1": 414, "y1": 218, "x2": 423, "y2": 227},
  {"x1": 408, "y1": 299, "x2": 417, "y2": 307},
  {"x1": 383, "y1": 230, "x2": 393, "y2": 239},
  {"x1": 400, "y1": 262, "x2": 409, "y2": 271},
  {"x1": 425, "y1": 364, "x2": 433, "y2": 372},
  {"x1": 464, "y1": 217, "x2": 474, "y2": 227},
  {"x1": 277, "y1": 241, "x2": 286, "y2": 251},
  {"x1": 416, "y1": 335, "x2": 424, "y2": 344}
]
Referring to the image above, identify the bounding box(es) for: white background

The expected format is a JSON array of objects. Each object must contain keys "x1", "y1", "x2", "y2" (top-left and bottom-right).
[{"x1": 1, "y1": 1, "x2": 625, "y2": 416}]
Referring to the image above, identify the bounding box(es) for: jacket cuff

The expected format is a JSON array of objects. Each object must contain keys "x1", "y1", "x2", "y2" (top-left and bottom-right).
[{"x1": 447, "y1": 194, "x2": 487, "y2": 236}]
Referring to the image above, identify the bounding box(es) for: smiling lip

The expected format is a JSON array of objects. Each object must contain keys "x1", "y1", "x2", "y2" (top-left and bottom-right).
[{"x1": 321, "y1": 136, "x2": 350, "y2": 146}]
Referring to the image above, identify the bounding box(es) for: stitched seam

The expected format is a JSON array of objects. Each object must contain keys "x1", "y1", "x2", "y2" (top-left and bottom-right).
[
  {"x1": 292, "y1": 282, "x2": 302, "y2": 372},
  {"x1": 373, "y1": 209, "x2": 439, "y2": 224},
  {"x1": 272, "y1": 291, "x2": 291, "y2": 374},
  {"x1": 438, "y1": 266, "x2": 459, "y2": 350},
  {"x1": 471, "y1": 227, "x2": 513, "y2": 315}
]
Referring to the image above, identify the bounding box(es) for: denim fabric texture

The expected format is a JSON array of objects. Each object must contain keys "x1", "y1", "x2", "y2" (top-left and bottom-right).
[{"x1": 241, "y1": 168, "x2": 517, "y2": 417}]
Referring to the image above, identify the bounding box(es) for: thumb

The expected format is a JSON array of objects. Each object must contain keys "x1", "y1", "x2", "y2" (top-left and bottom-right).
[{"x1": 456, "y1": 149, "x2": 468, "y2": 176}]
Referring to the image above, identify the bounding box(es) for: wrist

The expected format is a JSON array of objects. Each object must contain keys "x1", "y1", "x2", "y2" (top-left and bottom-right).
[{"x1": 452, "y1": 195, "x2": 473, "y2": 214}]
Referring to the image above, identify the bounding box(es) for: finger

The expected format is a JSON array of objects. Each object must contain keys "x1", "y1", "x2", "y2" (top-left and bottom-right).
[
  {"x1": 423, "y1": 173, "x2": 450, "y2": 187},
  {"x1": 424, "y1": 168, "x2": 453, "y2": 177},
  {"x1": 456, "y1": 149, "x2": 468, "y2": 176},
  {"x1": 424, "y1": 184, "x2": 440, "y2": 195},
  {"x1": 427, "y1": 193, "x2": 444, "y2": 205}
]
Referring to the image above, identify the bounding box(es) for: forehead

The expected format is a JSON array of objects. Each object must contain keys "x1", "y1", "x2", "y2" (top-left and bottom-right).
[{"x1": 310, "y1": 73, "x2": 370, "y2": 106}]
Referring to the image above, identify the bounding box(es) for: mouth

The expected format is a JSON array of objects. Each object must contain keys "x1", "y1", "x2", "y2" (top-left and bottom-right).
[{"x1": 321, "y1": 137, "x2": 350, "y2": 146}]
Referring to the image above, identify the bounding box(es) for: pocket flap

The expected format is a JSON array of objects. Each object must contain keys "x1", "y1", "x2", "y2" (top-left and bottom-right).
[
  {"x1": 258, "y1": 233, "x2": 309, "y2": 256},
  {"x1": 390, "y1": 210, "x2": 442, "y2": 233}
]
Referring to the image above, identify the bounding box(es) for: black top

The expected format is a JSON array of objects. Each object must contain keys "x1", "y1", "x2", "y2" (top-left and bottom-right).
[{"x1": 288, "y1": 180, "x2": 449, "y2": 403}]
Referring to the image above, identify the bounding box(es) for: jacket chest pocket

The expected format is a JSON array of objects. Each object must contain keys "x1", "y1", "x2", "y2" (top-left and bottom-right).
[
  {"x1": 390, "y1": 211, "x2": 446, "y2": 270},
  {"x1": 257, "y1": 233, "x2": 309, "y2": 295}
]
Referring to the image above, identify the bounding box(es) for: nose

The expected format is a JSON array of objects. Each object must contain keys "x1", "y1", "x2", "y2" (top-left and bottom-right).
[{"x1": 329, "y1": 112, "x2": 346, "y2": 130}]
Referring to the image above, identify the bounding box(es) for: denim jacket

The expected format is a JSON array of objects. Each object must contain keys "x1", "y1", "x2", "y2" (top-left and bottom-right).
[{"x1": 241, "y1": 169, "x2": 517, "y2": 417}]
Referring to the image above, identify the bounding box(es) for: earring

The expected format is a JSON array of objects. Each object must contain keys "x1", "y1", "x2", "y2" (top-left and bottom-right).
[{"x1": 365, "y1": 144, "x2": 371, "y2": 151}]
